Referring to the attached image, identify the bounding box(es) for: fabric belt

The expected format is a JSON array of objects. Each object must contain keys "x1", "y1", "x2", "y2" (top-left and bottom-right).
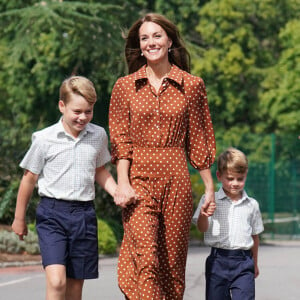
[
  {"x1": 41, "y1": 196, "x2": 94, "y2": 208},
  {"x1": 211, "y1": 247, "x2": 252, "y2": 257},
  {"x1": 130, "y1": 146, "x2": 188, "y2": 177}
]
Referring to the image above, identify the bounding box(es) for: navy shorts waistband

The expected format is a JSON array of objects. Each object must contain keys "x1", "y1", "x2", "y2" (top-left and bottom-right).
[
  {"x1": 41, "y1": 196, "x2": 94, "y2": 207},
  {"x1": 211, "y1": 247, "x2": 252, "y2": 257}
]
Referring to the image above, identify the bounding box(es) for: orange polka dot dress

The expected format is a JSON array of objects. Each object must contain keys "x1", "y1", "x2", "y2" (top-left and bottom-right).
[{"x1": 109, "y1": 64, "x2": 216, "y2": 300}]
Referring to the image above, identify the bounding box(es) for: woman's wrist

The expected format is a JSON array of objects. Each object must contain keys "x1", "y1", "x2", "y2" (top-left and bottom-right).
[{"x1": 205, "y1": 188, "x2": 214, "y2": 194}]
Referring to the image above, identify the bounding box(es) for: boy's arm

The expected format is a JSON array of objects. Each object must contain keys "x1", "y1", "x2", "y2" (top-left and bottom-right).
[
  {"x1": 95, "y1": 165, "x2": 117, "y2": 198},
  {"x1": 251, "y1": 234, "x2": 260, "y2": 278},
  {"x1": 197, "y1": 201, "x2": 216, "y2": 232},
  {"x1": 197, "y1": 214, "x2": 209, "y2": 232},
  {"x1": 12, "y1": 170, "x2": 38, "y2": 240}
]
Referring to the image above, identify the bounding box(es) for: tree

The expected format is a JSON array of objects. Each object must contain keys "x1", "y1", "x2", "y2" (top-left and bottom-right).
[
  {"x1": 0, "y1": 0, "x2": 140, "y2": 223},
  {"x1": 189, "y1": 0, "x2": 300, "y2": 160},
  {"x1": 1, "y1": 0, "x2": 299, "y2": 224},
  {"x1": 260, "y1": 19, "x2": 300, "y2": 134}
]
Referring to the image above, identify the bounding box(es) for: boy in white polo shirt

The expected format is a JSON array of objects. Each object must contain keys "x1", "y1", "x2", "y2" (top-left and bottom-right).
[
  {"x1": 12, "y1": 76, "x2": 117, "y2": 300},
  {"x1": 193, "y1": 147, "x2": 264, "y2": 300}
]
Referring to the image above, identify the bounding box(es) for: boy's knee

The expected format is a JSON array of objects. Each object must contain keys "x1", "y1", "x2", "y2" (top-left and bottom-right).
[
  {"x1": 45, "y1": 265, "x2": 67, "y2": 293},
  {"x1": 47, "y1": 275, "x2": 67, "y2": 292}
]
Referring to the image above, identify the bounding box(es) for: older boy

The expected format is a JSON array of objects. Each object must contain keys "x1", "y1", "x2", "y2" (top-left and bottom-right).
[
  {"x1": 193, "y1": 147, "x2": 264, "y2": 300},
  {"x1": 12, "y1": 76, "x2": 117, "y2": 300}
]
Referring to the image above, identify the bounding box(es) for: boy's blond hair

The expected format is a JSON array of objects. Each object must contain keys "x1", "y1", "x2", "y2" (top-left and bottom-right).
[
  {"x1": 59, "y1": 76, "x2": 97, "y2": 104},
  {"x1": 217, "y1": 147, "x2": 248, "y2": 175}
]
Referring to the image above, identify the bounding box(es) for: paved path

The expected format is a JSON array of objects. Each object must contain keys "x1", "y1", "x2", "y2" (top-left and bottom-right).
[{"x1": 0, "y1": 241, "x2": 299, "y2": 299}]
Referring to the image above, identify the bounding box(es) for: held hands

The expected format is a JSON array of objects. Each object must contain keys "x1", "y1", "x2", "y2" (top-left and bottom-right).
[
  {"x1": 114, "y1": 182, "x2": 137, "y2": 208},
  {"x1": 12, "y1": 218, "x2": 28, "y2": 241},
  {"x1": 200, "y1": 191, "x2": 216, "y2": 217},
  {"x1": 201, "y1": 201, "x2": 216, "y2": 217}
]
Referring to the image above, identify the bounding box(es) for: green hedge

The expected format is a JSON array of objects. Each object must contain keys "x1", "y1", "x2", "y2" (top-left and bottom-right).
[{"x1": 97, "y1": 219, "x2": 118, "y2": 255}]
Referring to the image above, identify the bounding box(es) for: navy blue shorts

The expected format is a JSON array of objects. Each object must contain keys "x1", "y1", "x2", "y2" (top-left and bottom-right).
[
  {"x1": 36, "y1": 197, "x2": 98, "y2": 279},
  {"x1": 205, "y1": 247, "x2": 255, "y2": 300}
]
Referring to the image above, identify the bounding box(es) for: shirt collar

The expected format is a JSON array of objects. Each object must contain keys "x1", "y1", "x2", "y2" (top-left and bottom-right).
[
  {"x1": 134, "y1": 64, "x2": 184, "y2": 88},
  {"x1": 217, "y1": 187, "x2": 250, "y2": 203},
  {"x1": 56, "y1": 118, "x2": 93, "y2": 140}
]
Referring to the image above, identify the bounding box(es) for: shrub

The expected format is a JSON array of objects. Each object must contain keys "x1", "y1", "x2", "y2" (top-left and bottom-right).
[
  {"x1": 97, "y1": 219, "x2": 118, "y2": 255},
  {"x1": 0, "y1": 228, "x2": 40, "y2": 254},
  {"x1": 104, "y1": 217, "x2": 123, "y2": 244}
]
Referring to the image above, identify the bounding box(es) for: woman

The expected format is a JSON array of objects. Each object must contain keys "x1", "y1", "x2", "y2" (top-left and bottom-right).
[{"x1": 109, "y1": 13, "x2": 216, "y2": 300}]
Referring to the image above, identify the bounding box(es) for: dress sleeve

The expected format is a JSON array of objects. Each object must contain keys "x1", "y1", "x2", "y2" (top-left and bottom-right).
[
  {"x1": 185, "y1": 77, "x2": 216, "y2": 170},
  {"x1": 109, "y1": 78, "x2": 133, "y2": 164}
]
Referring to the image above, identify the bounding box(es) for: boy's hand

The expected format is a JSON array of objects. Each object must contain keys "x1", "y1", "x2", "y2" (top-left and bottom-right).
[
  {"x1": 12, "y1": 218, "x2": 28, "y2": 240},
  {"x1": 201, "y1": 201, "x2": 216, "y2": 216},
  {"x1": 200, "y1": 191, "x2": 216, "y2": 217}
]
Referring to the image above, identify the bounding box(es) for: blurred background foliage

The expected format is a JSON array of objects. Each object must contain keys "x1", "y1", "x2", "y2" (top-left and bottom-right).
[{"x1": 0, "y1": 0, "x2": 299, "y2": 248}]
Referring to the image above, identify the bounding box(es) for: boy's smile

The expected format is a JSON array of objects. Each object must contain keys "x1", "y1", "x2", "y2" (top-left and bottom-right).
[
  {"x1": 217, "y1": 170, "x2": 247, "y2": 201},
  {"x1": 59, "y1": 93, "x2": 94, "y2": 138}
]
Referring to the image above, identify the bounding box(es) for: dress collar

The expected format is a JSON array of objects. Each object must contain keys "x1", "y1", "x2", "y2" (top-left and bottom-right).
[{"x1": 134, "y1": 64, "x2": 184, "y2": 87}]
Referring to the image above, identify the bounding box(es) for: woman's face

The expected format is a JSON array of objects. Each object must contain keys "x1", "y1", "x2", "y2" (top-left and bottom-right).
[{"x1": 139, "y1": 21, "x2": 172, "y2": 65}]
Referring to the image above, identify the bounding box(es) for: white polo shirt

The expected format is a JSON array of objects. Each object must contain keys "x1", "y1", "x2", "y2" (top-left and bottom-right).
[
  {"x1": 20, "y1": 119, "x2": 111, "y2": 201},
  {"x1": 192, "y1": 188, "x2": 264, "y2": 250}
]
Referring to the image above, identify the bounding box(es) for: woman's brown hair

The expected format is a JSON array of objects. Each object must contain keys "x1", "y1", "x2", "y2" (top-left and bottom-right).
[{"x1": 124, "y1": 13, "x2": 190, "y2": 74}]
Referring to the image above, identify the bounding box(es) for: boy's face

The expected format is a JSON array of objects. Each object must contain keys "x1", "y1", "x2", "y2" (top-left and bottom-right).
[
  {"x1": 217, "y1": 170, "x2": 247, "y2": 201},
  {"x1": 59, "y1": 93, "x2": 94, "y2": 138}
]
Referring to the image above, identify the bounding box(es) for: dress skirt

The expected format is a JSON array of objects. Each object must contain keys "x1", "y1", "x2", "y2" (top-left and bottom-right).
[{"x1": 118, "y1": 147, "x2": 193, "y2": 300}]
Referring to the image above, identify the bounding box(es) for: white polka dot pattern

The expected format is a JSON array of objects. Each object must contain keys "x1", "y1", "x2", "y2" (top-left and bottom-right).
[
  {"x1": 109, "y1": 64, "x2": 216, "y2": 299},
  {"x1": 109, "y1": 64, "x2": 215, "y2": 168}
]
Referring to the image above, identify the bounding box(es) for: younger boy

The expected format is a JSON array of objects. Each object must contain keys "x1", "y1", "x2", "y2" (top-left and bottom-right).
[
  {"x1": 193, "y1": 147, "x2": 264, "y2": 300},
  {"x1": 12, "y1": 76, "x2": 117, "y2": 300}
]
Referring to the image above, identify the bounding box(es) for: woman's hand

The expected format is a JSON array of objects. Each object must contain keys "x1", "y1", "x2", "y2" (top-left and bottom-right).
[
  {"x1": 198, "y1": 169, "x2": 216, "y2": 217},
  {"x1": 114, "y1": 182, "x2": 136, "y2": 208}
]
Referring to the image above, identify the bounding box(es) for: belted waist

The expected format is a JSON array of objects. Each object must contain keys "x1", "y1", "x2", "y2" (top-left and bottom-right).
[
  {"x1": 130, "y1": 146, "x2": 189, "y2": 177},
  {"x1": 40, "y1": 197, "x2": 94, "y2": 207},
  {"x1": 210, "y1": 247, "x2": 252, "y2": 257}
]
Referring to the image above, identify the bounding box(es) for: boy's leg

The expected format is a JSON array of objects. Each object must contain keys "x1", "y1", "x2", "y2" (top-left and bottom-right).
[
  {"x1": 205, "y1": 254, "x2": 231, "y2": 300},
  {"x1": 66, "y1": 278, "x2": 84, "y2": 300},
  {"x1": 45, "y1": 264, "x2": 67, "y2": 300},
  {"x1": 36, "y1": 199, "x2": 69, "y2": 299},
  {"x1": 230, "y1": 256, "x2": 255, "y2": 300},
  {"x1": 37, "y1": 198, "x2": 98, "y2": 299},
  {"x1": 66, "y1": 203, "x2": 99, "y2": 280}
]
